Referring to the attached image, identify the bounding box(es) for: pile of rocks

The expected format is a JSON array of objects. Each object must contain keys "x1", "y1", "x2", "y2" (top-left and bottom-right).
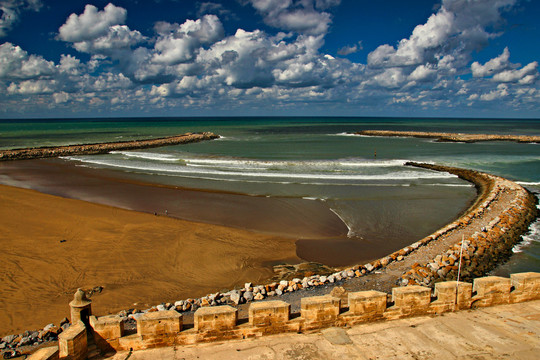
[
  {"x1": 0, "y1": 319, "x2": 70, "y2": 354},
  {"x1": 401, "y1": 176, "x2": 538, "y2": 287}
]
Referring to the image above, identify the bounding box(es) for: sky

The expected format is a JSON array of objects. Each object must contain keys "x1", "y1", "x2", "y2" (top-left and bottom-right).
[{"x1": 0, "y1": 0, "x2": 539, "y2": 118}]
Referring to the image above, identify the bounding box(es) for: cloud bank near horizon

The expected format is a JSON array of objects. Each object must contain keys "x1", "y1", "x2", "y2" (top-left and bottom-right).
[{"x1": 0, "y1": 0, "x2": 538, "y2": 117}]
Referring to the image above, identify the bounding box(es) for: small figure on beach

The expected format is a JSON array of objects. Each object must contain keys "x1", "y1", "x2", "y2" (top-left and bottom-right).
[{"x1": 165, "y1": 209, "x2": 168, "y2": 216}]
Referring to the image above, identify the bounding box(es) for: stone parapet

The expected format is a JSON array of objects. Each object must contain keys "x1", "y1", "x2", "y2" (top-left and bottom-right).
[
  {"x1": 431, "y1": 281, "x2": 472, "y2": 312},
  {"x1": 385, "y1": 286, "x2": 431, "y2": 319},
  {"x1": 58, "y1": 322, "x2": 87, "y2": 360},
  {"x1": 194, "y1": 306, "x2": 237, "y2": 332},
  {"x1": 26, "y1": 272, "x2": 540, "y2": 358},
  {"x1": 249, "y1": 300, "x2": 290, "y2": 327},
  {"x1": 510, "y1": 272, "x2": 540, "y2": 303},
  {"x1": 137, "y1": 310, "x2": 182, "y2": 341},
  {"x1": 472, "y1": 276, "x2": 512, "y2": 307},
  {"x1": 90, "y1": 315, "x2": 124, "y2": 351},
  {"x1": 27, "y1": 346, "x2": 59, "y2": 360},
  {"x1": 301, "y1": 296, "x2": 341, "y2": 329}
]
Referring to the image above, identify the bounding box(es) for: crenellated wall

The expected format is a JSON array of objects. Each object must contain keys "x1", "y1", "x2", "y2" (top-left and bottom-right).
[{"x1": 28, "y1": 272, "x2": 540, "y2": 359}]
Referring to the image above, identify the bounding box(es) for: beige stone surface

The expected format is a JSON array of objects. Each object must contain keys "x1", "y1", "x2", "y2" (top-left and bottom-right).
[
  {"x1": 249, "y1": 300, "x2": 290, "y2": 326},
  {"x1": 194, "y1": 305, "x2": 238, "y2": 332},
  {"x1": 103, "y1": 300, "x2": 540, "y2": 360}
]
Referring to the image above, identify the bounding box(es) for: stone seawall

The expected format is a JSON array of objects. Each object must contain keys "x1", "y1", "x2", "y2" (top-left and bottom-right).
[
  {"x1": 355, "y1": 130, "x2": 540, "y2": 143},
  {"x1": 27, "y1": 272, "x2": 540, "y2": 359},
  {"x1": 401, "y1": 162, "x2": 538, "y2": 286},
  {"x1": 0, "y1": 132, "x2": 219, "y2": 161}
]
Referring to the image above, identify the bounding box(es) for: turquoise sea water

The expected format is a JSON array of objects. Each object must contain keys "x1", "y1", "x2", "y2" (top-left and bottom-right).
[{"x1": 0, "y1": 117, "x2": 539, "y2": 271}]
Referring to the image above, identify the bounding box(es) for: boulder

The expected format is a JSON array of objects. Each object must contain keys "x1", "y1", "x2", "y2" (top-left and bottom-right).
[{"x1": 230, "y1": 290, "x2": 241, "y2": 305}]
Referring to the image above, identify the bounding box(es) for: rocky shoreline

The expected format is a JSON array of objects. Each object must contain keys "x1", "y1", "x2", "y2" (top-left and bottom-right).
[
  {"x1": 400, "y1": 163, "x2": 538, "y2": 286},
  {"x1": 0, "y1": 132, "x2": 219, "y2": 161},
  {"x1": 355, "y1": 130, "x2": 540, "y2": 143}
]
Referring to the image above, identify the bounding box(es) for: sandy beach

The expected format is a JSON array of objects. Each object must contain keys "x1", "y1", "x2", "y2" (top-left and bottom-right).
[
  {"x1": 0, "y1": 158, "x2": 477, "y2": 337},
  {"x1": 0, "y1": 184, "x2": 300, "y2": 336}
]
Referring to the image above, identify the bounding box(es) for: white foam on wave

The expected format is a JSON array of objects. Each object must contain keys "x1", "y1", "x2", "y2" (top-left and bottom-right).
[
  {"x1": 512, "y1": 194, "x2": 540, "y2": 253},
  {"x1": 517, "y1": 181, "x2": 540, "y2": 186},
  {"x1": 332, "y1": 132, "x2": 360, "y2": 137},
  {"x1": 185, "y1": 157, "x2": 408, "y2": 169},
  {"x1": 439, "y1": 155, "x2": 540, "y2": 168},
  {"x1": 64, "y1": 156, "x2": 456, "y2": 182},
  {"x1": 110, "y1": 151, "x2": 180, "y2": 162},
  {"x1": 513, "y1": 219, "x2": 540, "y2": 253}
]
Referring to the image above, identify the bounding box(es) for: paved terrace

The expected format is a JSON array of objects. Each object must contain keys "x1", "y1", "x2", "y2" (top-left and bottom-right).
[{"x1": 104, "y1": 300, "x2": 540, "y2": 360}]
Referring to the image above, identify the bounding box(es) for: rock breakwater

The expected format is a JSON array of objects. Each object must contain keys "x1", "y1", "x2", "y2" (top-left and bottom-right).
[
  {"x1": 355, "y1": 130, "x2": 540, "y2": 143},
  {"x1": 400, "y1": 162, "x2": 538, "y2": 286},
  {"x1": 0, "y1": 132, "x2": 219, "y2": 161}
]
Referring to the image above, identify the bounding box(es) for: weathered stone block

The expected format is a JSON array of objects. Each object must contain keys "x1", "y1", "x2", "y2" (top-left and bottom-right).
[
  {"x1": 348, "y1": 290, "x2": 387, "y2": 318},
  {"x1": 389, "y1": 286, "x2": 431, "y2": 316},
  {"x1": 90, "y1": 315, "x2": 124, "y2": 351},
  {"x1": 431, "y1": 281, "x2": 472, "y2": 313},
  {"x1": 510, "y1": 272, "x2": 540, "y2": 302},
  {"x1": 137, "y1": 310, "x2": 182, "y2": 338},
  {"x1": 58, "y1": 322, "x2": 87, "y2": 360},
  {"x1": 194, "y1": 305, "x2": 237, "y2": 332},
  {"x1": 27, "y1": 346, "x2": 59, "y2": 360},
  {"x1": 301, "y1": 295, "x2": 340, "y2": 325},
  {"x1": 90, "y1": 315, "x2": 124, "y2": 340},
  {"x1": 472, "y1": 276, "x2": 511, "y2": 307},
  {"x1": 249, "y1": 300, "x2": 290, "y2": 326}
]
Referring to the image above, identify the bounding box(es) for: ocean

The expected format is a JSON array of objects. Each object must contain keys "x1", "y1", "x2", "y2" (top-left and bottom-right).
[{"x1": 0, "y1": 117, "x2": 538, "y2": 272}]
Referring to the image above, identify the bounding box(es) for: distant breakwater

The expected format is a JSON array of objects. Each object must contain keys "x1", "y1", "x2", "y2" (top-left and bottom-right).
[
  {"x1": 0, "y1": 132, "x2": 219, "y2": 161},
  {"x1": 355, "y1": 130, "x2": 540, "y2": 143}
]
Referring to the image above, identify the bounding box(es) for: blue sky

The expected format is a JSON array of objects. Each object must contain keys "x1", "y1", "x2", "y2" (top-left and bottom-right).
[{"x1": 0, "y1": 0, "x2": 539, "y2": 118}]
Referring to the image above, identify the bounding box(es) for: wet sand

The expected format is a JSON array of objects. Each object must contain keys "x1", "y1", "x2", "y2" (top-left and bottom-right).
[
  {"x1": 0, "y1": 159, "x2": 349, "y2": 240},
  {"x1": 0, "y1": 184, "x2": 301, "y2": 336}
]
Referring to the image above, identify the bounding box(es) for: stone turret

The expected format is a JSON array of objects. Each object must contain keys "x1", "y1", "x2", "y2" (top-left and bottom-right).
[{"x1": 69, "y1": 288, "x2": 92, "y2": 326}]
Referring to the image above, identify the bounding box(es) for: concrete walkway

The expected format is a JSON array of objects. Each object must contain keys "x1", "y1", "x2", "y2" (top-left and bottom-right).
[{"x1": 103, "y1": 300, "x2": 540, "y2": 360}]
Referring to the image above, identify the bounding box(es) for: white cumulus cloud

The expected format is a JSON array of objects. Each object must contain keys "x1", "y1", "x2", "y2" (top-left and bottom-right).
[
  {"x1": 367, "y1": 0, "x2": 516, "y2": 72},
  {"x1": 471, "y1": 47, "x2": 511, "y2": 77},
  {"x1": 58, "y1": 3, "x2": 127, "y2": 43},
  {"x1": 493, "y1": 61, "x2": 538, "y2": 84},
  {"x1": 152, "y1": 15, "x2": 224, "y2": 65},
  {"x1": 245, "y1": 0, "x2": 340, "y2": 35},
  {"x1": 0, "y1": 42, "x2": 55, "y2": 80}
]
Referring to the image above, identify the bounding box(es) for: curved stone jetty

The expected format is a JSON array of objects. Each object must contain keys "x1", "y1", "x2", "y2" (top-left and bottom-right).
[
  {"x1": 400, "y1": 162, "x2": 538, "y2": 286},
  {"x1": 0, "y1": 132, "x2": 219, "y2": 161},
  {"x1": 355, "y1": 130, "x2": 540, "y2": 143}
]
